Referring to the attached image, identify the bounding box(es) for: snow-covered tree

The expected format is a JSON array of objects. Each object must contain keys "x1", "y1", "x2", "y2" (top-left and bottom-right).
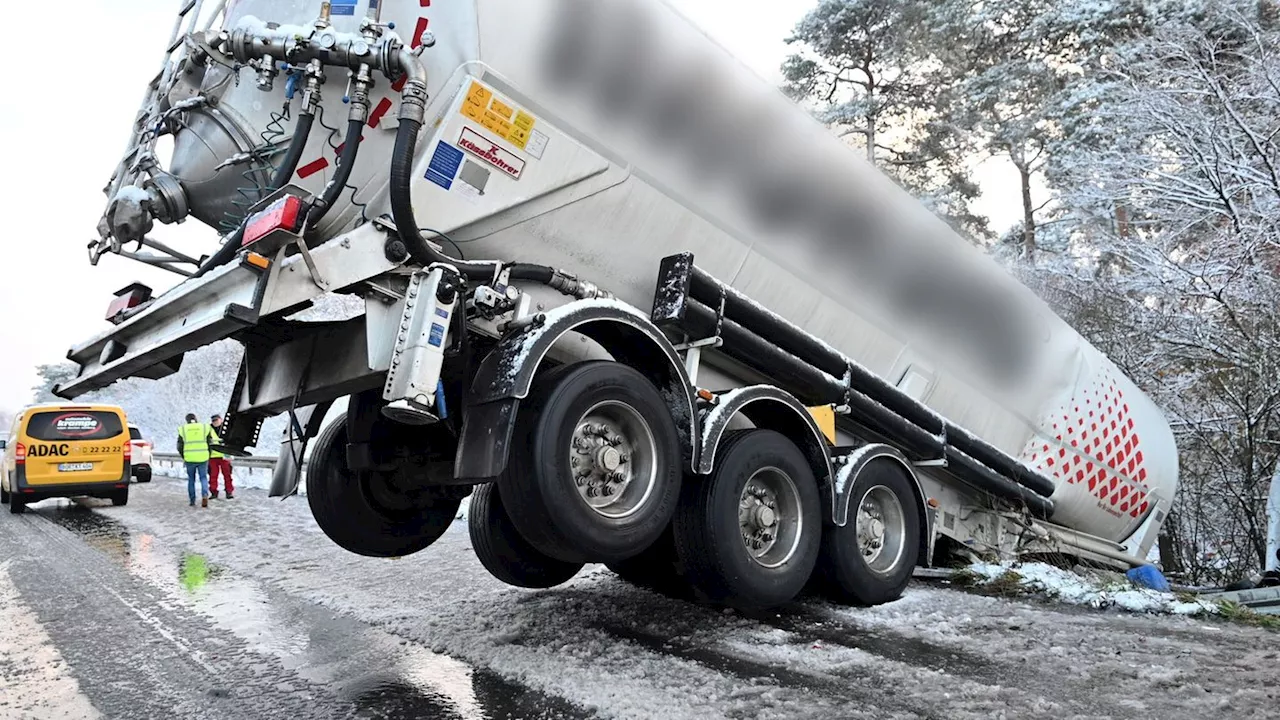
[{"x1": 782, "y1": 0, "x2": 990, "y2": 240}]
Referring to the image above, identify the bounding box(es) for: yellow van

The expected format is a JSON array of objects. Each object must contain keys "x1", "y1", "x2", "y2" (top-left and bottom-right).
[{"x1": 1, "y1": 404, "x2": 131, "y2": 514}]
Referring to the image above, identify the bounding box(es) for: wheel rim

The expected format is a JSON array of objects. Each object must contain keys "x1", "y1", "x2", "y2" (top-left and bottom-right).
[
  {"x1": 856, "y1": 485, "x2": 907, "y2": 574},
  {"x1": 568, "y1": 400, "x2": 659, "y2": 520},
  {"x1": 738, "y1": 467, "x2": 803, "y2": 569}
]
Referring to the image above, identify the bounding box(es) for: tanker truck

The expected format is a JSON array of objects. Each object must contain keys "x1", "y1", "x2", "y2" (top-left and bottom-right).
[{"x1": 55, "y1": 0, "x2": 1178, "y2": 610}]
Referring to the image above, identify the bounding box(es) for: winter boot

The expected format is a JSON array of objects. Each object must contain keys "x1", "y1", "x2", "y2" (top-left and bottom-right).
[{"x1": 201, "y1": 497, "x2": 208, "y2": 508}]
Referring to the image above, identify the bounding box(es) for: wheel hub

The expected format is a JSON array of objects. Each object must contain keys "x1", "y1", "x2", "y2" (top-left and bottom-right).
[
  {"x1": 737, "y1": 469, "x2": 804, "y2": 569},
  {"x1": 855, "y1": 485, "x2": 908, "y2": 574},
  {"x1": 569, "y1": 402, "x2": 657, "y2": 519}
]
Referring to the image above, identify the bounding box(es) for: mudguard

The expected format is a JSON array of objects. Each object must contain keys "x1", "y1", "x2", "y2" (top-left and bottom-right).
[
  {"x1": 456, "y1": 300, "x2": 698, "y2": 481},
  {"x1": 698, "y1": 385, "x2": 835, "y2": 513},
  {"x1": 831, "y1": 443, "x2": 933, "y2": 563}
]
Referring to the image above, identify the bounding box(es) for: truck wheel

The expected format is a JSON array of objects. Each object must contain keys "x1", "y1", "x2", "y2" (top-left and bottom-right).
[
  {"x1": 307, "y1": 414, "x2": 459, "y2": 558},
  {"x1": 9, "y1": 495, "x2": 25, "y2": 514},
  {"x1": 673, "y1": 430, "x2": 821, "y2": 611},
  {"x1": 818, "y1": 459, "x2": 920, "y2": 606},
  {"x1": 499, "y1": 361, "x2": 683, "y2": 564},
  {"x1": 111, "y1": 487, "x2": 130, "y2": 507},
  {"x1": 605, "y1": 525, "x2": 692, "y2": 599},
  {"x1": 135, "y1": 467, "x2": 152, "y2": 483},
  {"x1": 469, "y1": 483, "x2": 583, "y2": 589}
]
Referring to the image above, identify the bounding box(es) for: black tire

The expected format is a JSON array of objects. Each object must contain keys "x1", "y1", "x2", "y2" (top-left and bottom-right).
[
  {"x1": 818, "y1": 459, "x2": 920, "y2": 606},
  {"x1": 135, "y1": 467, "x2": 152, "y2": 483},
  {"x1": 307, "y1": 413, "x2": 460, "y2": 558},
  {"x1": 605, "y1": 524, "x2": 692, "y2": 599},
  {"x1": 10, "y1": 495, "x2": 25, "y2": 514},
  {"x1": 499, "y1": 361, "x2": 683, "y2": 564},
  {"x1": 469, "y1": 483, "x2": 583, "y2": 588},
  {"x1": 111, "y1": 487, "x2": 130, "y2": 507},
  {"x1": 673, "y1": 430, "x2": 822, "y2": 611},
  {"x1": 1, "y1": 484, "x2": 10, "y2": 504}
]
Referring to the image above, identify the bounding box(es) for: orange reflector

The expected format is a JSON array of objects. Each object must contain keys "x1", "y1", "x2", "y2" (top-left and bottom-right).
[
  {"x1": 927, "y1": 497, "x2": 940, "y2": 509},
  {"x1": 696, "y1": 388, "x2": 715, "y2": 402},
  {"x1": 245, "y1": 252, "x2": 271, "y2": 270}
]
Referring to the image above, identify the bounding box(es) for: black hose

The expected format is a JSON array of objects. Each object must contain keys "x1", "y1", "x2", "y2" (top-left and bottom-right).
[
  {"x1": 193, "y1": 110, "x2": 317, "y2": 279},
  {"x1": 389, "y1": 118, "x2": 496, "y2": 279},
  {"x1": 306, "y1": 118, "x2": 363, "y2": 228},
  {"x1": 269, "y1": 112, "x2": 314, "y2": 191},
  {"x1": 506, "y1": 264, "x2": 556, "y2": 283}
]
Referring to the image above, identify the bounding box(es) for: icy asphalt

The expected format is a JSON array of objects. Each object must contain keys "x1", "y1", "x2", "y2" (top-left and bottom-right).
[{"x1": 0, "y1": 478, "x2": 1277, "y2": 720}]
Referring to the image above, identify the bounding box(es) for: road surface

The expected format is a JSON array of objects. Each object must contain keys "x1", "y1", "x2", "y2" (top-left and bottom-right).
[{"x1": 0, "y1": 477, "x2": 1275, "y2": 719}]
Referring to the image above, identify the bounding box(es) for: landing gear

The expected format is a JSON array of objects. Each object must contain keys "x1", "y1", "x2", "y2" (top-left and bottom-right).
[
  {"x1": 817, "y1": 460, "x2": 919, "y2": 606},
  {"x1": 498, "y1": 361, "x2": 684, "y2": 564},
  {"x1": 673, "y1": 430, "x2": 822, "y2": 611},
  {"x1": 306, "y1": 413, "x2": 461, "y2": 558}
]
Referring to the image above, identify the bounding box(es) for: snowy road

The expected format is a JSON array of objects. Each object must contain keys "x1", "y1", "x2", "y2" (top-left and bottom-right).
[{"x1": 1, "y1": 478, "x2": 1276, "y2": 720}]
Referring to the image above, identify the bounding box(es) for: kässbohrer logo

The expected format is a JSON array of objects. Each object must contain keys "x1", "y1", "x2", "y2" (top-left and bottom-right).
[
  {"x1": 458, "y1": 127, "x2": 526, "y2": 179},
  {"x1": 52, "y1": 413, "x2": 101, "y2": 437}
]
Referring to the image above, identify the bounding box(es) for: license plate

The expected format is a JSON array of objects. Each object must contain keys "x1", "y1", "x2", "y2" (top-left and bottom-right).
[{"x1": 58, "y1": 462, "x2": 94, "y2": 472}]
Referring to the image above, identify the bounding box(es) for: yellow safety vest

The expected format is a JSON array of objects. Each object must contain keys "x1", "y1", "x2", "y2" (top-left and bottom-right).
[
  {"x1": 209, "y1": 428, "x2": 224, "y2": 459},
  {"x1": 181, "y1": 423, "x2": 211, "y2": 463}
]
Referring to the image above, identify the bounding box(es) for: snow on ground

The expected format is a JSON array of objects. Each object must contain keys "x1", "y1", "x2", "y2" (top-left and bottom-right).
[
  {"x1": 43, "y1": 477, "x2": 1280, "y2": 719},
  {"x1": 964, "y1": 561, "x2": 1220, "y2": 615},
  {"x1": 0, "y1": 562, "x2": 103, "y2": 719}
]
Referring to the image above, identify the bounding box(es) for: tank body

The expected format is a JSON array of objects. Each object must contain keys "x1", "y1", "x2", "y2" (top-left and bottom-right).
[{"x1": 166, "y1": 0, "x2": 1177, "y2": 542}]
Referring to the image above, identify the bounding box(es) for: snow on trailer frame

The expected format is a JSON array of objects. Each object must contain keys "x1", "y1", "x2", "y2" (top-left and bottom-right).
[{"x1": 54, "y1": 0, "x2": 1177, "y2": 609}]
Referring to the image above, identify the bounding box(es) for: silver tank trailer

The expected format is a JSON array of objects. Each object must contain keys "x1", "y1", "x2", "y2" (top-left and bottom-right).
[{"x1": 157, "y1": 0, "x2": 1176, "y2": 543}]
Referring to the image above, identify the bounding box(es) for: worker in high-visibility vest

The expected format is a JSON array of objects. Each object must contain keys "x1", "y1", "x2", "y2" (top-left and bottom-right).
[
  {"x1": 176, "y1": 413, "x2": 214, "y2": 508},
  {"x1": 208, "y1": 414, "x2": 234, "y2": 500}
]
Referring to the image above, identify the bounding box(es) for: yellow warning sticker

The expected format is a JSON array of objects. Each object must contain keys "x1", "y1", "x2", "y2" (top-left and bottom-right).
[
  {"x1": 490, "y1": 99, "x2": 515, "y2": 121},
  {"x1": 459, "y1": 80, "x2": 540, "y2": 154},
  {"x1": 466, "y1": 82, "x2": 492, "y2": 107},
  {"x1": 507, "y1": 126, "x2": 531, "y2": 149}
]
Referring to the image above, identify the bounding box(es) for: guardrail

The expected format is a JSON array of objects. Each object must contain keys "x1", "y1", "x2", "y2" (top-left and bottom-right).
[{"x1": 153, "y1": 452, "x2": 288, "y2": 470}]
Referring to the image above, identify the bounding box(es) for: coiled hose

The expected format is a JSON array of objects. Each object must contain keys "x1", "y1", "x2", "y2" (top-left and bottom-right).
[{"x1": 192, "y1": 111, "x2": 316, "y2": 278}]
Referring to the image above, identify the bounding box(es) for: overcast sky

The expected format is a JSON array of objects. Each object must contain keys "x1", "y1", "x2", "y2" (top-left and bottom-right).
[{"x1": 0, "y1": 0, "x2": 1016, "y2": 417}]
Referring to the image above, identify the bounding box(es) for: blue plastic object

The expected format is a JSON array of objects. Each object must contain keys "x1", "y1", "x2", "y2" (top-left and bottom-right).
[
  {"x1": 1127, "y1": 565, "x2": 1171, "y2": 592},
  {"x1": 435, "y1": 380, "x2": 448, "y2": 420}
]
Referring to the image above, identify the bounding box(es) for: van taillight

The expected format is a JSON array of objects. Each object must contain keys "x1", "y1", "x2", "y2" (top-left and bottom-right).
[
  {"x1": 14, "y1": 443, "x2": 25, "y2": 464},
  {"x1": 124, "y1": 442, "x2": 131, "y2": 461}
]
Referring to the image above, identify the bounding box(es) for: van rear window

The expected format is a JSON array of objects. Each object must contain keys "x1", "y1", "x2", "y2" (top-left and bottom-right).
[
  {"x1": 129, "y1": 427, "x2": 142, "y2": 440},
  {"x1": 25, "y1": 411, "x2": 124, "y2": 441}
]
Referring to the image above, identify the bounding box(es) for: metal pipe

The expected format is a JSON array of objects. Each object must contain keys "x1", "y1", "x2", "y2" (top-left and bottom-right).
[{"x1": 138, "y1": 237, "x2": 201, "y2": 266}]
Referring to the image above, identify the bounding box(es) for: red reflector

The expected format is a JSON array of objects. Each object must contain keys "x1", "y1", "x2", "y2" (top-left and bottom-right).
[
  {"x1": 22, "y1": 489, "x2": 34, "y2": 493},
  {"x1": 115, "y1": 484, "x2": 127, "y2": 488},
  {"x1": 106, "y1": 283, "x2": 153, "y2": 322},
  {"x1": 14, "y1": 442, "x2": 25, "y2": 464},
  {"x1": 243, "y1": 195, "x2": 304, "y2": 247}
]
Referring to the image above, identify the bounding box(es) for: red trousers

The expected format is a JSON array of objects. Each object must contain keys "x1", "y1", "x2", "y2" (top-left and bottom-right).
[{"x1": 209, "y1": 458, "x2": 234, "y2": 495}]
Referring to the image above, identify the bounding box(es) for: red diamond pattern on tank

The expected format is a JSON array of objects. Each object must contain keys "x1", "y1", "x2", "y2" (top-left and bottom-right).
[{"x1": 1018, "y1": 367, "x2": 1152, "y2": 518}]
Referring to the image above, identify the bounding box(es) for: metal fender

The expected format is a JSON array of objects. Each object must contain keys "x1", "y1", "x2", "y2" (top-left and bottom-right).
[
  {"x1": 699, "y1": 386, "x2": 834, "y2": 509},
  {"x1": 832, "y1": 443, "x2": 933, "y2": 561},
  {"x1": 456, "y1": 300, "x2": 698, "y2": 481}
]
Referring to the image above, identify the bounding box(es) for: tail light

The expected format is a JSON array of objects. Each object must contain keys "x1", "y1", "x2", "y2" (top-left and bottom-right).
[
  {"x1": 124, "y1": 442, "x2": 132, "y2": 461},
  {"x1": 14, "y1": 442, "x2": 25, "y2": 465},
  {"x1": 243, "y1": 195, "x2": 304, "y2": 248},
  {"x1": 106, "y1": 283, "x2": 153, "y2": 324}
]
